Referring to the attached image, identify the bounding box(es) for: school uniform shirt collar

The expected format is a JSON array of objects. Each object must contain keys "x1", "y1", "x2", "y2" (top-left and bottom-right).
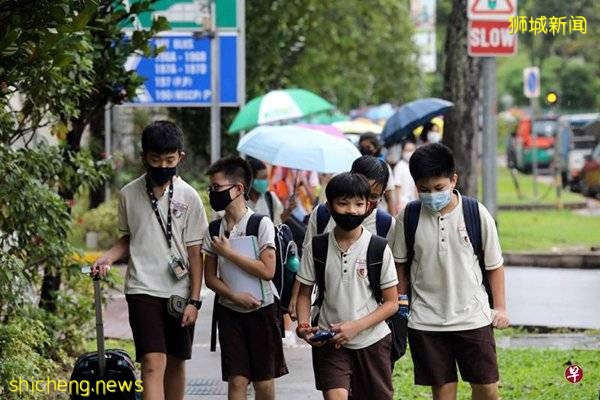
[
  {"x1": 221, "y1": 206, "x2": 253, "y2": 236},
  {"x1": 329, "y1": 226, "x2": 371, "y2": 255}
]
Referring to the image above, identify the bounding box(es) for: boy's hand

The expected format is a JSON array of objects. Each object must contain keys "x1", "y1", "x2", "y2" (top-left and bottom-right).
[
  {"x1": 232, "y1": 292, "x2": 261, "y2": 309},
  {"x1": 212, "y1": 235, "x2": 232, "y2": 257},
  {"x1": 287, "y1": 299, "x2": 297, "y2": 321},
  {"x1": 330, "y1": 321, "x2": 361, "y2": 348},
  {"x1": 91, "y1": 254, "x2": 112, "y2": 277},
  {"x1": 296, "y1": 324, "x2": 323, "y2": 347},
  {"x1": 181, "y1": 305, "x2": 198, "y2": 327},
  {"x1": 492, "y1": 308, "x2": 510, "y2": 329}
]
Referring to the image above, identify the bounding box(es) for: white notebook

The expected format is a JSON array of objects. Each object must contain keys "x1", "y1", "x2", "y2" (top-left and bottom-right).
[{"x1": 219, "y1": 235, "x2": 264, "y2": 301}]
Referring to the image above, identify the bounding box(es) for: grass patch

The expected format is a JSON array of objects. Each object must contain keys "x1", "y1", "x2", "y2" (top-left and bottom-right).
[
  {"x1": 497, "y1": 209, "x2": 600, "y2": 252},
  {"x1": 393, "y1": 346, "x2": 600, "y2": 399},
  {"x1": 495, "y1": 167, "x2": 583, "y2": 206}
]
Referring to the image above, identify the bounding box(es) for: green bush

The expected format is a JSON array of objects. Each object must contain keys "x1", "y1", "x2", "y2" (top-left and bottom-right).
[
  {"x1": 79, "y1": 198, "x2": 120, "y2": 250},
  {"x1": 0, "y1": 313, "x2": 60, "y2": 400}
]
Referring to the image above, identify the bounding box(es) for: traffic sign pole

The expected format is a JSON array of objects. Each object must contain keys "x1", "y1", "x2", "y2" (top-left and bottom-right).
[
  {"x1": 482, "y1": 57, "x2": 497, "y2": 218},
  {"x1": 210, "y1": 0, "x2": 221, "y2": 163}
]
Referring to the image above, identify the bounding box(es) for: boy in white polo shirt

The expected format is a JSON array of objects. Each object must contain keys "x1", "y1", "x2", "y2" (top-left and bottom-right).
[
  {"x1": 202, "y1": 156, "x2": 288, "y2": 400},
  {"x1": 296, "y1": 172, "x2": 399, "y2": 400},
  {"x1": 393, "y1": 143, "x2": 509, "y2": 400},
  {"x1": 288, "y1": 156, "x2": 396, "y2": 321},
  {"x1": 92, "y1": 121, "x2": 208, "y2": 400}
]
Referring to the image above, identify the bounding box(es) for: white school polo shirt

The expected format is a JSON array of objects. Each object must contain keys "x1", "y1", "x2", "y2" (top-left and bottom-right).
[
  {"x1": 393, "y1": 192, "x2": 504, "y2": 331},
  {"x1": 302, "y1": 205, "x2": 397, "y2": 250},
  {"x1": 118, "y1": 175, "x2": 208, "y2": 298},
  {"x1": 202, "y1": 207, "x2": 276, "y2": 313},
  {"x1": 297, "y1": 228, "x2": 399, "y2": 350}
]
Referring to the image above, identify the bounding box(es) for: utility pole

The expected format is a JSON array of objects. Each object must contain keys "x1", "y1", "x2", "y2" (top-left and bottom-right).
[
  {"x1": 210, "y1": 0, "x2": 220, "y2": 163},
  {"x1": 481, "y1": 57, "x2": 497, "y2": 218}
]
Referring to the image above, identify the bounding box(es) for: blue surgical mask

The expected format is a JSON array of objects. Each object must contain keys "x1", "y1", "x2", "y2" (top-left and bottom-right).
[
  {"x1": 419, "y1": 189, "x2": 452, "y2": 212},
  {"x1": 252, "y1": 178, "x2": 269, "y2": 194}
]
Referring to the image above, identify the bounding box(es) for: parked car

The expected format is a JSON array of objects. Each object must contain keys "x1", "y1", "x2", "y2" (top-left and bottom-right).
[{"x1": 559, "y1": 113, "x2": 600, "y2": 191}]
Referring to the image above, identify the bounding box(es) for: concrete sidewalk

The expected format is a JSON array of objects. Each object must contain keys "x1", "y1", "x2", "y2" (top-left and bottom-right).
[
  {"x1": 102, "y1": 271, "x2": 320, "y2": 399},
  {"x1": 183, "y1": 290, "x2": 320, "y2": 399}
]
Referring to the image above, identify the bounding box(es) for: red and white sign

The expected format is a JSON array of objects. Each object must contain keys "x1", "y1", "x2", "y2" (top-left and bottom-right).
[
  {"x1": 565, "y1": 365, "x2": 584, "y2": 384},
  {"x1": 468, "y1": 0, "x2": 517, "y2": 21},
  {"x1": 468, "y1": 20, "x2": 517, "y2": 57}
]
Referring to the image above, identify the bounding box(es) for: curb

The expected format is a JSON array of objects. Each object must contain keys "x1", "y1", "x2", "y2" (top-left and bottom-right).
[
  {"x1": 498, "y1": 202, "x2": 588, "y2": 211},
  {"x1": 504, "y1": 252, "x2": 600, "y2": 269}
]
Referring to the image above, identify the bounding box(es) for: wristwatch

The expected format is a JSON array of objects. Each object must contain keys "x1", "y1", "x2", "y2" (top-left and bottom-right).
[{"x1": 187, "y1": 299, "x2": 202, "y2": 310}]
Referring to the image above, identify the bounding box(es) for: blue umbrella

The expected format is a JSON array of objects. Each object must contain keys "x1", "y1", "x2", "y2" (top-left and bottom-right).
[
  {"x1": 237, "y1": 125, "x2": 361, "y2": 173},
  {"x1": 382, "y1": 98, "x2": 454, "y2": 145},
  {"x1": 365, "y1": 103, "x2": 396, "y2": 121}
]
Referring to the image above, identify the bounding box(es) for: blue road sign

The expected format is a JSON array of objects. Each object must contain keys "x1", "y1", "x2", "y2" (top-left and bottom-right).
[
  {"x1": 523, "y1": 66, "x2": 540, "y2": 98},
  {"x1": 125, "y1": 33, "x2": 239, "y2": 106}
]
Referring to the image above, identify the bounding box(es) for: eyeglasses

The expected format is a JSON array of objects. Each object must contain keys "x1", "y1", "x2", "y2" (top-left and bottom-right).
[{"x1": 207, "y1": 183, "x2": 236, "y2": 192}]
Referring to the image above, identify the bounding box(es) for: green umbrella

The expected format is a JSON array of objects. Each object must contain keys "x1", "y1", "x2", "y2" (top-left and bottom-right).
[
  {"x1": 228, "y1": 88, "x2": 335, "y2": 134},
  {"x1": 301, "y1": 109, "x2": 350, "y2": 124}
]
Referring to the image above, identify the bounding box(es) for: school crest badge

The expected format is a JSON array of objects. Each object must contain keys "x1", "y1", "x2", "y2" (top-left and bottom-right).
[
  {"x1": 171, "y1": 200, "x2": 188, "y2": 219},
  {"x1": 356, "y1": 259, "x2": 368, "y2": 279}
]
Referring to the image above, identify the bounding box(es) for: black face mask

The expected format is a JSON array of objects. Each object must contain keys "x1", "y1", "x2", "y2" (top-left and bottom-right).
[
  {"x1": 359, "y1": 147, "x2": 372, "y2": 156},
  {"x1": 147, "y1": 166, "x2": 177, "y2": 186},
  {"x1": 209, "y1": 186, "x2": 238, "y2": 212},
  {"x1": 330, "y1": 208, "x2": 369, "y2": 231}
]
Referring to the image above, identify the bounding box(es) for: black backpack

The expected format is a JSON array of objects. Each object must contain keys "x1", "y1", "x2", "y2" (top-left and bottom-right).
[
  {"x1": 315, "y1": 203, "x2": 393, "y2": 237},
  {"x1": 403, "y1": 196, "x2": 493, "y2": 307},
  {"x1": 311, "y1": 233, "x2": 408, "y2": 361},
  {"x1": 208, "y1": 213, "x2": 297, "y2": 351},
  {"x1": 264, "y1": 190, "x2": 305, "y2": 258}
]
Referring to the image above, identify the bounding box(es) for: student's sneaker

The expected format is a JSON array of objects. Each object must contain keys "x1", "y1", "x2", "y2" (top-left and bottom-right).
[{"x1": 283, "y1": 330, "x2": 297, "y2": 348}]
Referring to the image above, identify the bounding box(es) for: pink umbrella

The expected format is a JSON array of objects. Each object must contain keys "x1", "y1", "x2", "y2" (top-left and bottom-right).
[{"x1": 296, "y1": 124, "x2": 345, "y2": 139}]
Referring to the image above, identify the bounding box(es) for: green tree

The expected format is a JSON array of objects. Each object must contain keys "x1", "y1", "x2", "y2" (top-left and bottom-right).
[{"x1": 442, "y1": 0, "x2": 481, "y2": 197}]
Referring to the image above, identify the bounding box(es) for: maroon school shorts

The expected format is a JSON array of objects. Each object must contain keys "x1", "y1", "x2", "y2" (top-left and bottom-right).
[
  {"x1": 217, "y1": 302, "x2": 289, "y2": 382},
  {"x1": 408, "y1": 325, "x2": 499, "y2": 386},
  {"x1": 126, "y1": 294, "x2": 195, "y2": 362},
  {"x1": 312, "y1": 334, "x2": 394, "y2": 399}
]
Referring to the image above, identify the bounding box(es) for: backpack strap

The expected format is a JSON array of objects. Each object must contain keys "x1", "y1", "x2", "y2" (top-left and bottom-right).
[
  {"x1": 375, "y1": 209, "x2": 393, "y2": 238},
  {"x1": 316, "y1": 203, "x2": 330, "y2": 235},
  {"x1": 403, "y1": 200, "x2": 422, "y2": 287},
  {"x1": 246, "y1": 213, "x2": 266, "y2": 237},
  {"x1": 265, "y1": 191, "x2": 275, "y2": 221},
  {"x1": 208, "y1": 218, "x2": 221, "y2": 238},
  {"x1": 311, "y1": 233, "x2": 329, "y2": 313},
  {"x1": 208, "y1": 218, "x2": 221, "y2": 352},
  {"x1": 461, "y1": 196, "x2": 493, "y2": 308},
  {"x1": 366, "y1": 235, "x2": 388, "y2": 304}
]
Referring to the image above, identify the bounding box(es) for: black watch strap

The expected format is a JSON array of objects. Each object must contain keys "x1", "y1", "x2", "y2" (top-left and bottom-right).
[{"x1": 187, "y1": 299, "x2": 202, "y2": 310}]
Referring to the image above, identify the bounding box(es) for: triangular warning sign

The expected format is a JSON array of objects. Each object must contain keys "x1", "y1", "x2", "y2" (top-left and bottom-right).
[{"x1": 469, "y1": 0, "x2": 515, "y2": 17}]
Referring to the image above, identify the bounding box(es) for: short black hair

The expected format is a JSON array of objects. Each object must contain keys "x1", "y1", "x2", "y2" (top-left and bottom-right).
[
  {"x1": 325, "y1": 172, "x2": 370, "y2": 204},
  {"x1": 247, "y1": 157, "x2": 266, "y2": 177},
  {"x1": 206, "y1": 156, "x2": 253, "y2": 196},
  {"x1": 351, "y1": 155, "x2": 389, "y2": 188},
  {"x1": 409, "y1": 143, "x2": 456, "y2": 182},
  {"x1": 141, "y1": 120, "x2": 184, "y2": 154}
]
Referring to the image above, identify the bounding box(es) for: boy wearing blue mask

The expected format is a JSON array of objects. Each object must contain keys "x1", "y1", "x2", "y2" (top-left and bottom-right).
[
  {"x1": 246, "y1": 157, "x2": 294, "y2": 225},
  {"x1": 393, "y1": 143, "x2": 509, "y2": 400}
]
